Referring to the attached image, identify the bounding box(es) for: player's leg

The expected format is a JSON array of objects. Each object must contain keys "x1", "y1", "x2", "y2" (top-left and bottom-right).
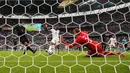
[
  {"x1": 109, "y1": 44, "x2": 112, "y2": 51},
  {"x1": 20, "y1": 36, "x2": 37, "y2": 54},
  {"x1": 103, "y1": 51, "x2": 125, "y2": 57},
  {"x1": 88, "y1": 40, "x2": 103, "y2": 56},
  {"x1": 13, "y1": 41, "x2": 17, "y2": 51},
  {"x1": 84, "y1": 42, "x2": 97, "y2": 56},
  {"x1": 96, "y1": 44, "x2": 104, "y2": 56},
  {"x1": 55, "y1": 45, "x2": 60, "y2": 54},
  {"x1": 22, "y1": 45, "x2": 26, "y2": 54},
  {"x1": 96, "y1": 43, "x2": 124, "y2": 57},
  {"x1": 20, "y1": 36, "x2": 28, "y2": 54},
  {"x1": 124, "y1": 44, "x2": 127, "y2": 51},
  {"x1": 23, "y1": 42, "x2": 37, "y2": 54},
  {"x1": 112, "y1": 43, "x2": 117, "y2": 52},
  {"x1": 55, "y1": 40, "x2": 60, "y2": 54},
  {"x1": 48, "y1": 41, "x2": 55, "y2": 55},
  {"x1": 109, "y1": 43, "x2": 115, "y2": 51},
  {"x1": 103, "y1": 51, "x2": 116, "y2": 55},
  {"x1": 22, "y1": 42, "x2": 30, "y2": 54},
  {"x1": 113, "y1": 44, "x2": 117, "y2": 52}
]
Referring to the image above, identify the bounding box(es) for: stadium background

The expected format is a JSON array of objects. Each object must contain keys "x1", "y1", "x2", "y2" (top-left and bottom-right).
[{"x1": 0, "y1": 0, "x2": 130, "y2": 73}]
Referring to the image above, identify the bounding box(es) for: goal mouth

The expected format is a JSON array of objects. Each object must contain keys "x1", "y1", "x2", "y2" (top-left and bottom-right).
[{"x1": 0, "y1": 0, "x2": 130, "y2": 73}]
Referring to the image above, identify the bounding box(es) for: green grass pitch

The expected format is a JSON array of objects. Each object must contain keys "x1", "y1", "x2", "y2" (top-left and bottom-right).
[
  {"x1": 25, "y1": 25, "x2": 37, "y2": 31},
  {"x1": 0, "y1": 50, "x2": 130, "y2": 73}
]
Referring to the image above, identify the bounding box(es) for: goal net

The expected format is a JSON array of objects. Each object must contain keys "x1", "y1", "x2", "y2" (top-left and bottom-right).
[{"x1": 0, "y1": 0, "x2": 130, "y2": 73}]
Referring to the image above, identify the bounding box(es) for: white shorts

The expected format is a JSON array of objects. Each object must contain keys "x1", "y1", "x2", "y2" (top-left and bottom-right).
[
  {"x1": 110, "y1": 43, "x2": 116, "y2": 47},
  {"x1": 51, "y1": 39, "x2": 60, "y2": 45}
]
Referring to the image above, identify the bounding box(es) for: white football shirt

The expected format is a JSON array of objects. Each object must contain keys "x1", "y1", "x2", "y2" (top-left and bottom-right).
[
  {"x1": 109, "y1": 37, "x2": 117, "y2": 46},
  {"x1": 51, "y1": 29, "x2": 60, "y2": 40}
]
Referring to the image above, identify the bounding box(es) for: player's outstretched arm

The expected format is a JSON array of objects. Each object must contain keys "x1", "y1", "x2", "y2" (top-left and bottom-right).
[
  {"x1": 64, "y1": 42, "x2": 79, "y2": 49},
  {"x1": 61, "y1": 36, "x2": 76, "y2": 48}
]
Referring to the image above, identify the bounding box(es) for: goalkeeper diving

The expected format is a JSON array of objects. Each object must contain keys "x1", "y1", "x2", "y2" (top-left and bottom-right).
[{"x1": 64, "y1": 28, "x2": 124, "y2": 57}]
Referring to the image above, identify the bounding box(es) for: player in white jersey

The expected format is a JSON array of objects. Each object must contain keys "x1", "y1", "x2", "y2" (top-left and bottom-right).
[
  {"x1": 47, "y1": 27, "x2": 60, "y2": 55},
  {"x1": 108, "y1": 36, "x2": 117, "y2": 51}
]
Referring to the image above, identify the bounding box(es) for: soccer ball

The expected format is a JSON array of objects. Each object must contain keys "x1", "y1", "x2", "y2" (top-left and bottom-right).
[
  {"x1": 45, "y1": 49, "x2": 53, "y2": 55},
  {"x1": 48, "y1": 51, "x2": 53, "y2": 55}
]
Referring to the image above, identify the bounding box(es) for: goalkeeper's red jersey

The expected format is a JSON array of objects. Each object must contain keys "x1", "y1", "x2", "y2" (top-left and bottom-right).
[
  {"x1": 70, "y1": 31, "x2": 124, "y2": 57},
  {"x1": 73, "y1": 31, "x2": 103, "y2": 53}
]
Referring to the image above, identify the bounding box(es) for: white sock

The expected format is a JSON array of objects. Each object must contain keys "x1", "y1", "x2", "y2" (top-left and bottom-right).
[{"x1": 48, "y1": 45, "x2": 55, "y2": 54}]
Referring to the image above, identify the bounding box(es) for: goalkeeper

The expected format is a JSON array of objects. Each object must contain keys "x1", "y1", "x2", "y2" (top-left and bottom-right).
[{"x1": 65, "y1": 28, "x2": 124, "y2": 57}]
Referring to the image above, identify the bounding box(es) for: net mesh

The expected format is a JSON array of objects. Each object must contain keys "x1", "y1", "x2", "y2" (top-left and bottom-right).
[{"x1": 0, "y1": 0, "x2": 130, "y2": 73}]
